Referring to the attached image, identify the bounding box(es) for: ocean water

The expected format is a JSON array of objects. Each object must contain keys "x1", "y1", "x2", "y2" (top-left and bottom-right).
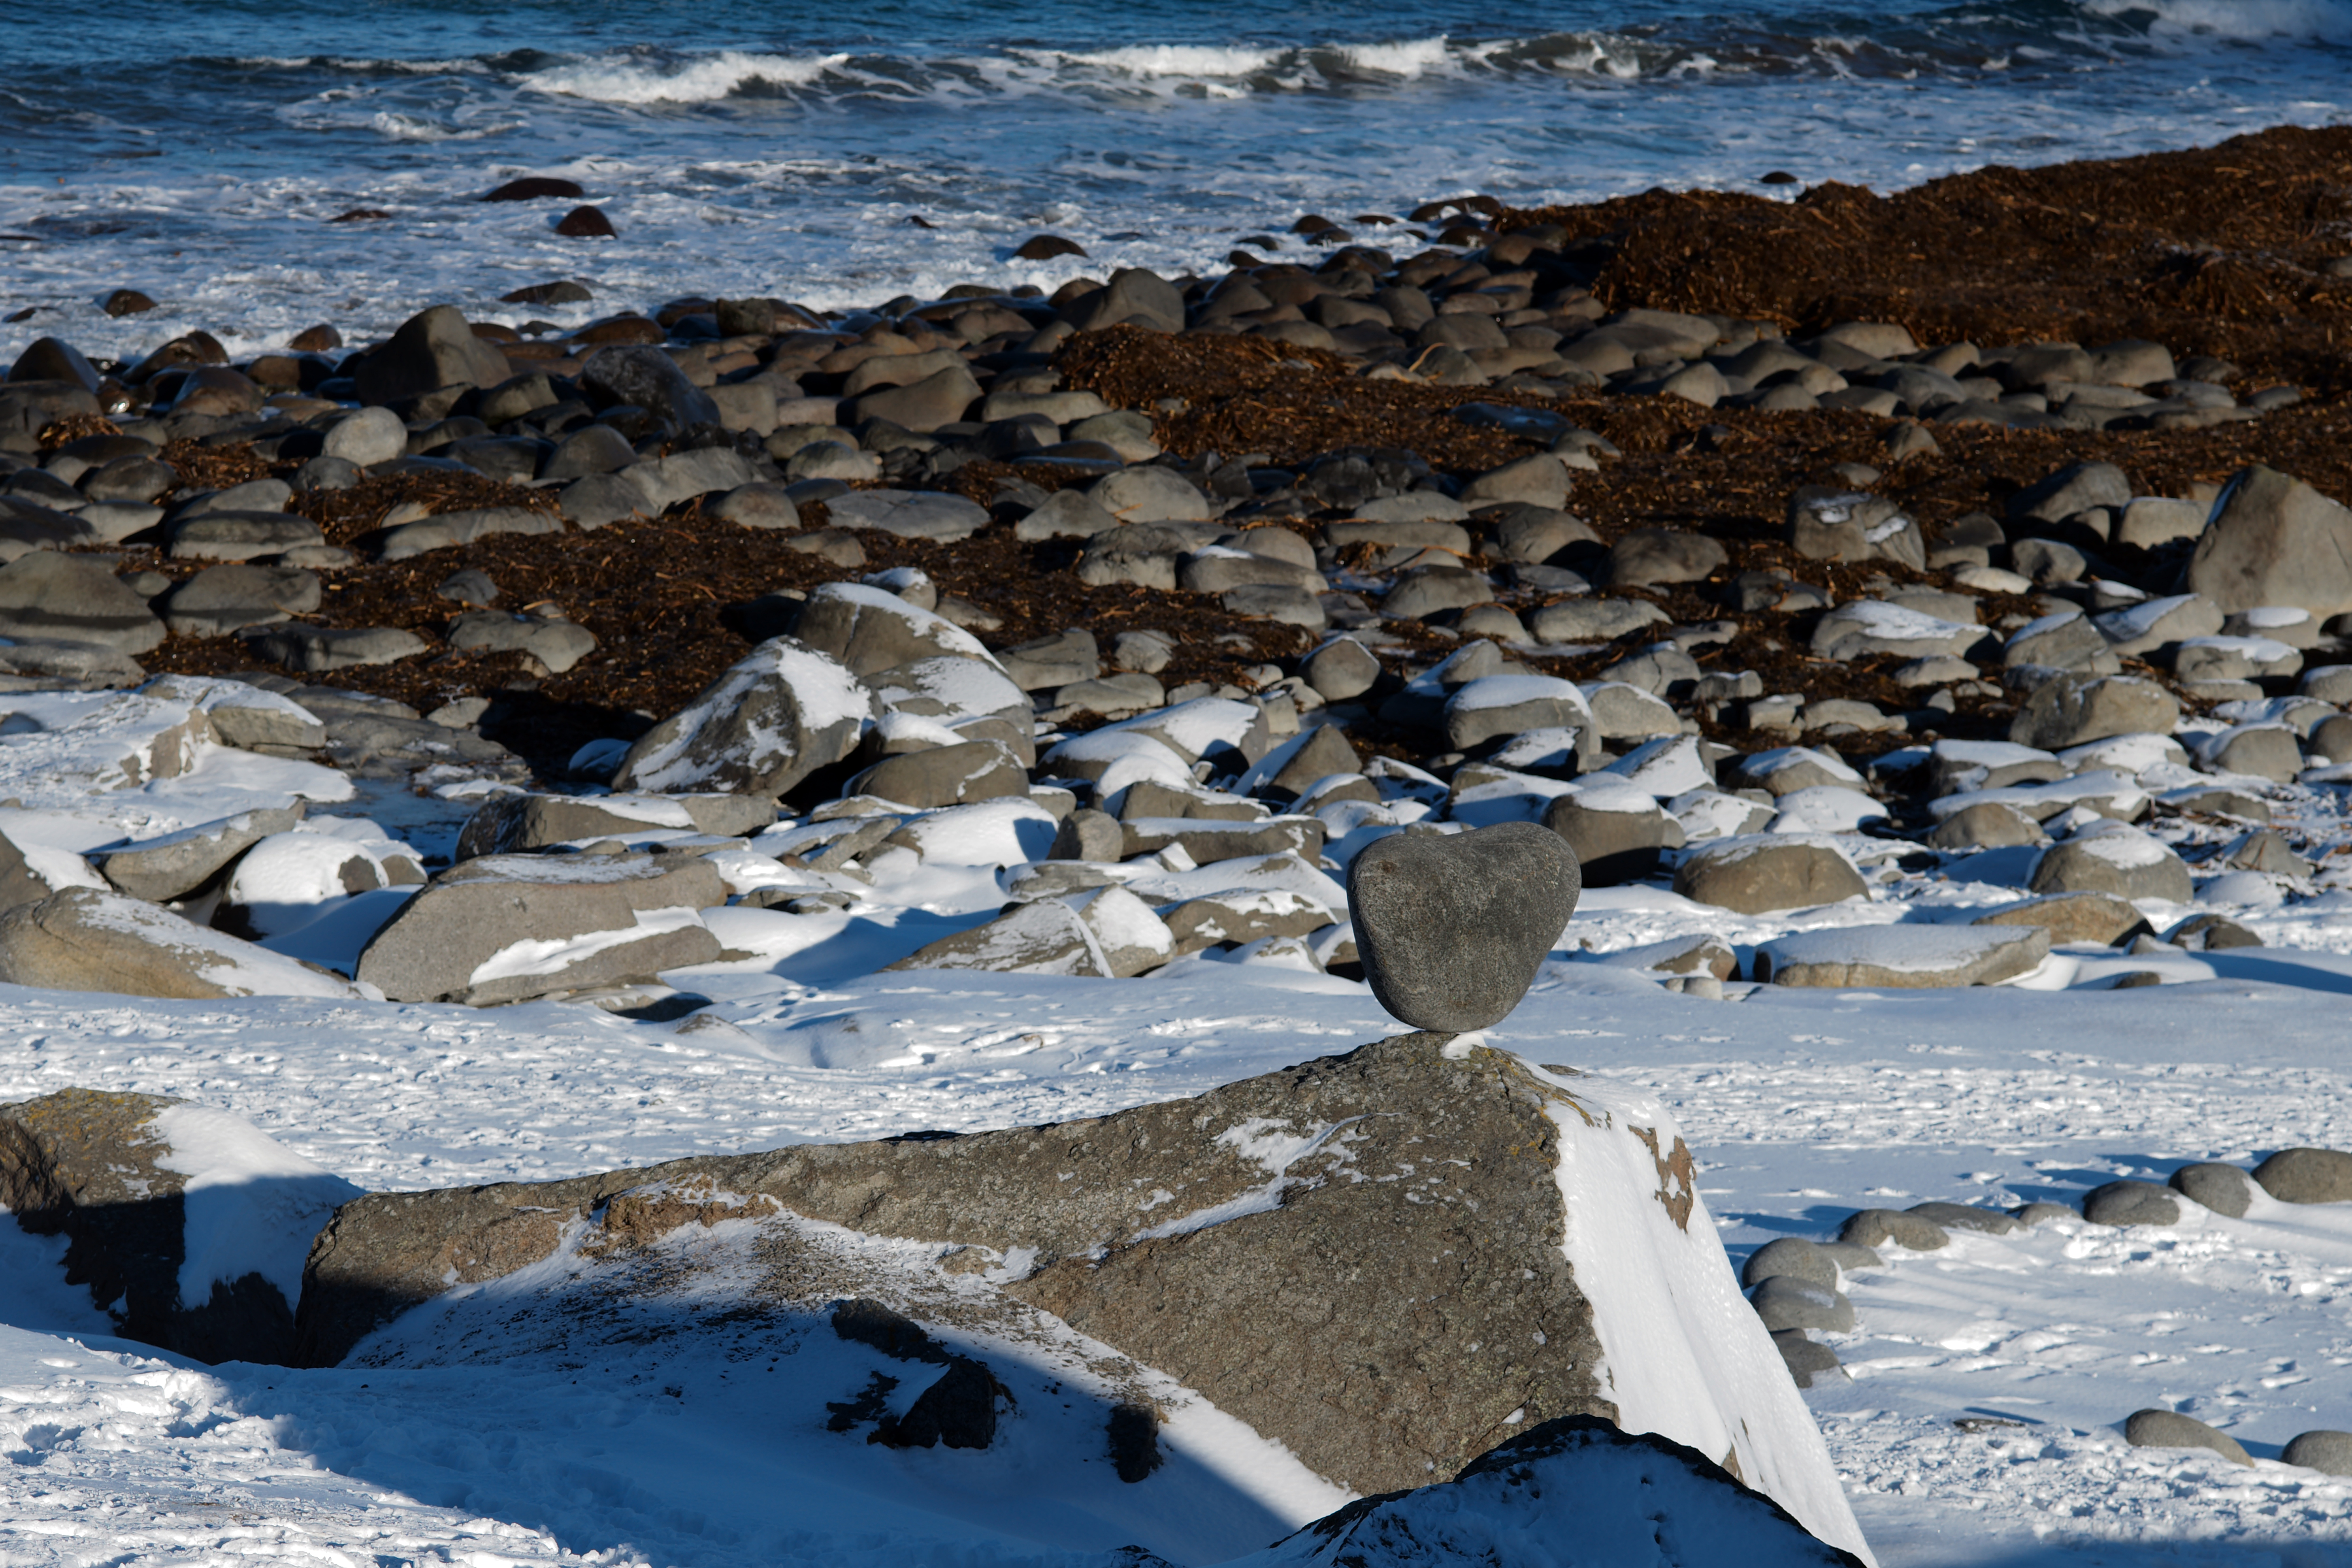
[{"x1": 2, "y1": 0, "x2": 2348, "y2": 358}]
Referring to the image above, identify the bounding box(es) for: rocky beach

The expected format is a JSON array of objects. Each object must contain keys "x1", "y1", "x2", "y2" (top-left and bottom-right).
[{"x1": 7, "y1": 9, "x2": 2352, "y2": 1563}]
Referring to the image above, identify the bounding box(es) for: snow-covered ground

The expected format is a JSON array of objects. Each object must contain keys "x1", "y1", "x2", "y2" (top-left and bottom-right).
[{"x1": 8, "y1": 944, "x2": 2352, "y2": 1566}]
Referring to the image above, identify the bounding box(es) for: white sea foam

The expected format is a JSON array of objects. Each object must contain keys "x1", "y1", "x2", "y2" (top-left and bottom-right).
[
  {"x1": 2081, "y1": 0, "x2": 2352, "y2": 41},
  {"x1": 521, "y1": 49, "x2": 851, "y2": 104}
]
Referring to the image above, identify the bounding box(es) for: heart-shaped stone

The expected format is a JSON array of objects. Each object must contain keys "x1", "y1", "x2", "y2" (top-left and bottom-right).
[{"x1": 1346, "y1": 822, "x2": 1581, "y2": 1033}]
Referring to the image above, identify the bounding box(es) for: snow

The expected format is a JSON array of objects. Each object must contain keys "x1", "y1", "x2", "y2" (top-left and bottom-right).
[
  {"x1": 151, "y1": 1102, "x2": 365, "y2": 1308},
  {"x1": 468, "y1": 904, "x2": 711, "y2": 987}
]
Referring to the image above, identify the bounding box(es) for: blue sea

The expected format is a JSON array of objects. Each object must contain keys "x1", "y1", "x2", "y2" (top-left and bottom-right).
[{"x1": 2, "y1": 0, "x2": 2348, "y2": 357}]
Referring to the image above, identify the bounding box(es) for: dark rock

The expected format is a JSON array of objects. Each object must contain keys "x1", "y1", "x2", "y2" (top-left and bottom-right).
[
  {"x1": 829, "y1": 1299, "x2": 1010, "y2": 1449},
  {"x1": 2168, "y1": 1163, "x2": 2253, "y2": 1217},
  {"x1": 351, "y1": 304, "x2": 512, "y2": 404},
  {"x1": 7, "y1": 337, "x2": 100, "y2": 391},
  {"x1": 850, "y1": 740, "x2": 1029, "y2": 809},
  {"x1": 1346, "y1": 821, "x2": 1581, "y2": 1032},
  {"x1": 482, "y1": 177, "x2": 586, "y2": 202},
  {"x1": 101, "y1": 289, "x2": 158, "y2": 317},
  {"x1": 579, "y1": 345, "x2": 720, "y2": 433},
  {"x1": 245, "y1": 625, "x2": 428, "y2": 673},
  {"x1": 2252, "y1": 1147, "x2": 2352, "y2": 1204},
  {"x1": 2166, "y1": 912, "x2": 2263, "y2": 951},
  {"x1": 501, "y1": 279, "x2": 594, "y2": 306},
  {"x1": 2081, "y1": 1180, "x2": 2180, "y2": 1227},
  {"x1": 554, "y1": 205, "x2": 617, "y2": 238},
  {"x1": 1014, "y1": 234, "x2": 1086, "y2": 260},
  {"x1": 2008, "y1": 461, "x2": 2130, "y2": 526},
  {"x1": 1065, "y1": 268, "x2": 1185, "y2": 334},
  {"x1": 158, "y1": 564, "x2": 321, "y2": 637}
]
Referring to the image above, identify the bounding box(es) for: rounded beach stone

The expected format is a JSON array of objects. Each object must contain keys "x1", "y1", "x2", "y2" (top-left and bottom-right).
[
  {"x1": 1839, "y1": 1208, "x2": 1949, "y2": 1251},
  {"x1": 2029, "y1": 831, "x2": 2193, "y2": 903},
  {"x1": 321, "y1": 406, "x2": 407, "y2": 468},
  {"x1": 1771, "y1": 1329, "x2": 1845, "y2": 1389},
  {"x1": 1741, "y1": 1236, "x2": 1835, "y2": 1290},
  {"x1": 1814, "y1": 1240, "x2": 1884, "y2": 1272},
  {"x1": 2283, "y1": 1431, "x2": 2352, "y2": 1476},
  {"x1": 1748, "y1": 1275, "x2": 1853, "y2": 1334},
  {"x1": 2081, "y1": 1180, "x2": 2179, "y2": 1227},
  {"x1": 1346, "y1": 820, "x2": 1581, "y2": 1033},
  {"x1": 1906, "y1": 1201, "x2": 2023, "y2": 1235},
  {"x1": 1673, "y1": 837, "x2": 1868, "y2": 915},
  {"x1": 2169, "y1": 1162, "x2": 2254, "y2": 1217},
  {"x1": 2122, "y1": 1409, "x2": 2250, "y2": 1466},
  {"x1": 2011, "y1": 1201, "x2": 2076, "y2": 1227},
  {"x1": 2253, "y1": 1147, "x2": 2352, "y2": 1204}
]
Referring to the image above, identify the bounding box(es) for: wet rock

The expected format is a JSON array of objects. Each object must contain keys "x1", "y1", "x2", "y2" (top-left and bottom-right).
[
  {"x1": 2081, "y1": 1180, "x2": 2179, "y2": 1227},
  {"x1": 611, "y1": 638, "x2": 875, "y2": 797},
  {"x1": 1347, "y1": 821, "x2": 1581, "y2": 1032},
  {"x1": 2252, "y1": 1147, "x2": 2352, "y2": 1204},
  {"x1": 351, "y1": 303, "x2": 511, "y2": 403},
  {"x1": 2168, "y1": 1162, "x2": 2253, "y2": 1217},
  {"x1": 554, "y1": 205, "x2": 616, "y2": 237},
  {"x1": 2121, "y1": 1409, "x2": 2250, "y2": 1466}
]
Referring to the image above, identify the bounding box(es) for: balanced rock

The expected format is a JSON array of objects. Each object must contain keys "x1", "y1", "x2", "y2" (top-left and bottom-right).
[{"x1": 1346, "y1": 822, "x2": 1581, "y2": 1032}]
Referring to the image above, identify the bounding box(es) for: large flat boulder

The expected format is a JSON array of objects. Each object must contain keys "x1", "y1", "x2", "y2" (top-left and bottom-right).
[
  {"x1": 0, "y1": 888, "x2": 357, "y2": 999},
  {"x1": 0, "y1": 1088, "x2": 362, "y2": 1366},
  {"x1": 2183, "y1": 466, "x2": 2352, "y2": 616},
  {"x1": 293, "y1": 1036, "x2": 1864, "y2": 1555},
  {"x1": 1755, "y1": 923, "x2": 2049, "y2": 988},
  {"x1": 352, "y1": 851, "x2": 725, "y2": 1005}
]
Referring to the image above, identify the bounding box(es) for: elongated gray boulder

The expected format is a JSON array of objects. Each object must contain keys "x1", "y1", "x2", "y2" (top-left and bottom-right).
[
  {"x1": 0, "y1": 888, "x2": 355, "y2": 1000},
  {"x1": 2122, "y1": 1409, "x2": 2250, "y2": 1466},
  {"x1": 1347, "y1": 822, "x2": 1581, "y2": 1032},
  {"x1": 1756, "y1": 924, "x2": 2048, "y2": 989},
  {"x1": 353, "y1": 852, "x2": 725, "y2": 1005},
  {"x1": 97, "y1": 804, "x2": 306, "y2": 901},
  {"x1": 611, "y1": 637, "x2": 875, "y2": 797}
]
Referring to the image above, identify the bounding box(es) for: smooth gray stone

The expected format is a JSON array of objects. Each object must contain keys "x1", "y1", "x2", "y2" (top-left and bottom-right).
[
  {"x1": 1749, "y1": 1275, "x2": 1854, "y2": 1333},
  {"x1": 2081, "y1": 1180, "x2": 2180, "y2": 1227},
  {"x1": 1839, "y1": 1208, "x2": 1949, "y2": 1251},
  {"x1": 2284, "y1": 1431, "x2": 2352, "y2": 1476},
  {"x1": 2122, "y1": 1409, "x2": 2250, "y2": 1466},
  {"x1": 2169, "y1": 1162, "x2": 2254, "y2": 1217},
  {"x1": 1907, "y1": 1201, "x2": 2023, "y2": 1235},
  {"x1": 2254, "y1": 1147, "x2": 2352, "y2": 1204},
  {"x1": 1771, "y1": 1329, "x2": 1845, "y2": 1389},
  {"x1": 1741, "y1": 1236, "x2": 1835, "y2": 1290},
  {"x1": 1346, "y1": 821, "x2": 1580, "y2": 1033}
]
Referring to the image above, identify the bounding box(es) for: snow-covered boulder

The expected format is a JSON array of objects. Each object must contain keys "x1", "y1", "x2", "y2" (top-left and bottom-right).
[
  {"x1": 454, "y1": 789, "x2": 776, "y2": 859},
  {"x1": 95, "y1": 803, "x2": 307, "y2": 901},
  {"x1": 353, "y1": 850, "x2": 725, "y2": 1005},
  {"x1": 1755, "y1": 924, "x2": 2049, "y2": 989},
  {"x1": 1231, "y1": 1415, "x2": 1865, "y2": 1568},
  {"x1": 883, "y1": 898, "x2": 1114, "y2": 977},
  {"x1": 611, "y1": 637, "x2": 876, "y2": 798},
  {"x1": 1673, "y1": 837, "x2": 1868, "y2": 915},
  {"x1": 0, "y1": 888, "x2": 358, "y2": 1000},
  {"x1": 296, "y1": 1035, "x2": 1868, "y2": 1558},
  {"x1": 789, "y1": 580, "x2": 1008, "y2": 677},
  {"x1": 2029, "y1": 825, "x2": 2194, "y2": 903},
  {"x1": 1, "y1": 1087, "x2": 361, "y2": 1366}
]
